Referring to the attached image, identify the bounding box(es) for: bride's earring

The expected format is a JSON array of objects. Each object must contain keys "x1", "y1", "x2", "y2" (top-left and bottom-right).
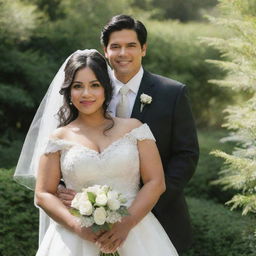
[{"x1": 69, "y1": 101, "x2": 73, "y2": 105}]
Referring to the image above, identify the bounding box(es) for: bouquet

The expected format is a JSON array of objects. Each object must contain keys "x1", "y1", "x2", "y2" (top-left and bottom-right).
[{"x1": 70, "y1": 185, "x2": 129, "y2": 256}]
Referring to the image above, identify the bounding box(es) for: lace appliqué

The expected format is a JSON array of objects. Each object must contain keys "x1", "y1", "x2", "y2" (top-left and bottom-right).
[
  {"x1": 44, "y1": 139, "x2": 75, "y2": 154},
  {"x1": 41, "y1": 124, "x2": 155, "y2": 196},
  {"x1": 130, "y1": 123, "x2": 156, "y2": 142}
]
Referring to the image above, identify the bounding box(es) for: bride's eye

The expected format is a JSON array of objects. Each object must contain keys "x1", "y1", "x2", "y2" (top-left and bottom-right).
[
  {"x1": 91, "y1": 83, "x2": 101, "y2": 88},
  {"x1": 72, "y1": 83, "x2": 82, "y2": 89}
]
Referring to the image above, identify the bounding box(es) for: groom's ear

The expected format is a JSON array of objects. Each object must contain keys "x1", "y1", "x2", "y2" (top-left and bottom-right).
[
  {"x1": 142, "y1": 44, "x2": 147, "y2": 57},
  {"x1": 103, "y1": 47, "x2": 108, "y2": 58}
]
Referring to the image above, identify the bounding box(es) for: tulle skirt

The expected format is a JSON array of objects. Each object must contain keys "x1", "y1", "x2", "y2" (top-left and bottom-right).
[{"x1": 36, "y1": 212, "x2": 178, "y2": 256}]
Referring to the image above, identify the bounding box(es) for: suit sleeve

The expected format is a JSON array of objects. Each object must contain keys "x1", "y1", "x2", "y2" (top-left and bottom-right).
[{"x1": 164, "y1": 85, "x2": 199, "y2": 201}]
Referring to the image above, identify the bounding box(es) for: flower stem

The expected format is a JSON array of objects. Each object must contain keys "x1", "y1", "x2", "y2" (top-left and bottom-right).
[{"x1": 99, "y1": 251, "x2": 120, "y2": 256}]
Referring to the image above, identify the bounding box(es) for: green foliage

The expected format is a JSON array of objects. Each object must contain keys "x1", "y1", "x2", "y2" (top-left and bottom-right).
[
  {"x1": 131, "y1": 0, "x2": 218, "y2": 22},
  {"x1": 24, "y1": 0, "x2": 66, "y2": 21},
  {"x1": 204, "y1": 0, "x2": 256, "y2": 221},
  {"x1": 87, "y1": 191, "x2": 96, "y2": 203},
  {"x1": 0, "y1": 168, "x2": 38, "y2": 256},
  {"x1": 145, "y1": 20, "x2": 230, "y2": 126},
  {"x1": 0, "y1": 0, "x2": 54, "y2": 148},
  {"x1": 0, "y1": 47, "x2": 56, "y2": 139},
  {"x1": 0, "y1": 139, "x2": 23, "y2": 168},
  {"x1": 185, "y1": 129, "x2": 235, "y2": 203},
  {"x1": 69, "y1": 208, "x2": 81, "y2": 217},
  {"x1": 0, "y1": 0, "x2": 43, "y2": 43},
  {"x1": 184, "y1": 197, "x2": 256, "y2": 256},
  {"x1": 31, "y1": 0, "x2": 133, "y2": 60}
]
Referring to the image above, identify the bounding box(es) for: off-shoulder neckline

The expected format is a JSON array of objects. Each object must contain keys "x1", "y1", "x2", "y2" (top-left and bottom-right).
[{"x1": 49, "y1": 123, "x2": 147, "y2": 155}]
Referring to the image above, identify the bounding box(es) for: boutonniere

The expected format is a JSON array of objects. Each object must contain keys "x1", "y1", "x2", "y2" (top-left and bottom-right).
[{"x1": 140, "y1": 93, "x2": 152, "y2": 112}]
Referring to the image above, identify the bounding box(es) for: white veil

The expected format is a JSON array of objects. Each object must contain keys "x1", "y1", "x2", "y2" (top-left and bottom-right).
[{"x1": 13, "y1": 49, "x2": 99, "y2": 244}]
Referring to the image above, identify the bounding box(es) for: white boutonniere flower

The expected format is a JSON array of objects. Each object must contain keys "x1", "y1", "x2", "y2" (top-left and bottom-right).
[{"x1": 140, "y1": 93, "x2": 152, "y2": 112}]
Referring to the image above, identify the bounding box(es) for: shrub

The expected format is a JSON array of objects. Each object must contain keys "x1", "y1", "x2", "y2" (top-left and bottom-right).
[
  {"x1": 185, "y1": 129, "x2": 235, "y2": 203},
  {"x1": 0, "y1": 168, "x2": 38, "y2": 256},
  {"x1": 0, "y1": 138, "x2": 24, "y2": 169},
  {"x1": 184, "y1": 197, "x2": 256, "y2": 256}
]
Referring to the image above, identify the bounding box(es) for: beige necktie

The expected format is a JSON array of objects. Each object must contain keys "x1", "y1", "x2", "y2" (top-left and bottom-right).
[{"x1": 116, "y1": 85, "x2": 130, "y2": 118}]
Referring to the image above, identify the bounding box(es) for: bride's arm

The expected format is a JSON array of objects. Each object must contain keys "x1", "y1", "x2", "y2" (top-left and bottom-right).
[
  {"x1": 35, "y1": 152, "x2": 101, "y2": 243},
  {"x1": 126, "y1": 139, "x2": 166, "y2": 225},
  {"x1": 97, "y1": 139, "x2": 166, "y2": 252}
]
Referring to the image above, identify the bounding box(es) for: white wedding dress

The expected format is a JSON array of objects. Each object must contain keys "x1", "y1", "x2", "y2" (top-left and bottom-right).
[{"x1": 36, "y1": 124, "x2": 178, "y2": 256}]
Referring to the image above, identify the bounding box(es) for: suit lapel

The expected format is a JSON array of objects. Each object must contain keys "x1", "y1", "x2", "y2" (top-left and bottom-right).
[{"x1": 131, "y1": 70, "x2": 155, "y2": 121}]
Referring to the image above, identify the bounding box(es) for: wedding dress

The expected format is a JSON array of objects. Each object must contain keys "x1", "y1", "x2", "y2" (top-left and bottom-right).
[{"x1": 36, "y1": 124, "x2": 178, "y2": 256}]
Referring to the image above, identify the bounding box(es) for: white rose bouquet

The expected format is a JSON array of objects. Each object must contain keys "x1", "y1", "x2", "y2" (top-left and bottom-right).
[{"x1": 70, "y1": 185, "x2": 129, "y2": 256}]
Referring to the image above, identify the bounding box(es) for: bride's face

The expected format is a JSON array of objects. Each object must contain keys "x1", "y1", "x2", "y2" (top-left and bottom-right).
[{"x1": 70, "y1": 67, "x2": 105, "y2": 116}]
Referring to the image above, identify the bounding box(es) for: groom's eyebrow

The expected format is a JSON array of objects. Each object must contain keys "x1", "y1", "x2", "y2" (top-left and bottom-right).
[
  {"x1": 128, "y1": 42, "x2": 137, "y2": 46},
  {"x1": 109, "y1": 42, "x2": 138, "y2": 47}
]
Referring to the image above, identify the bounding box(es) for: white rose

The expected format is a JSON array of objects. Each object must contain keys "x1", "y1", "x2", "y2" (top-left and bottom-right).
[
  {"x1": 71, "y1": 192, "x2": 83, "y2": 209},
  {"x1": 93, "y1": 207, "x2": 107, "y2": 225},
  {"x1": 86, "y1": 185, "x2": 101, "y2": 195},
  {"x1": 107, "y1": 191, "x2": 119, "y2": 200},
  {"x1": 95, "y1": 193, "x2": 108, "y2": 206},
  {"x1": 81, "y1": 191, "x2": 89, "y2": 200},
  {"x1": 140, "y1": 93, "x2": 152, "y2": 104},
  {"x1": 79, "y1": 200, "x2": 93, "y2": 216},
  {"x1": 100, "y1": 185, "x2": 110, "y2": 194},
  {"x1": 107, "y1": 199, "x2": 120, "y2": 211}
]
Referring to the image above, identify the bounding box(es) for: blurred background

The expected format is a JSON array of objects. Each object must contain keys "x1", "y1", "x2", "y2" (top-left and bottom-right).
[{"x1": 1, "y1": 0, "x2": 255, "y2": 255}]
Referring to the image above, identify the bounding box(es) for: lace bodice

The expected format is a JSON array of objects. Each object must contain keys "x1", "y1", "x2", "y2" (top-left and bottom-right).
[{"x1": 44, "y1": 124, "x2": 155, "y2": 204}]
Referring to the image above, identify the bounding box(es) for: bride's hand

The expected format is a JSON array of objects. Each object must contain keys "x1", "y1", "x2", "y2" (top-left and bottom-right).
[
  {"x1": 96, "y1": 216, "x2": 134, "y2": 253},
  {"x1": 76, "y1": 226, "x2": 104, "y2": 244},
  {"x1": 56, "y1": 184, "x2": 76, "y2": 207}
]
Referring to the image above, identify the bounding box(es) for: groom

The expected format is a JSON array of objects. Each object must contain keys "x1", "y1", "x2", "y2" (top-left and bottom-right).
[{"x1": 59, "y1": 15, "x2": 199, "y2": 254}]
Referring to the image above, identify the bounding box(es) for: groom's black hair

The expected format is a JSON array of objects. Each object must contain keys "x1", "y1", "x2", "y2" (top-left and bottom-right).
[{"x1": 101, "y1": 14, "x2": 147, "y2": 48}]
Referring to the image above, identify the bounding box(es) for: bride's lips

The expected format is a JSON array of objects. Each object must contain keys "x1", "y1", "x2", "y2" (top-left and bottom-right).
[{"x1": 80, "y1": 100, "x2": 95, "y2": 106}]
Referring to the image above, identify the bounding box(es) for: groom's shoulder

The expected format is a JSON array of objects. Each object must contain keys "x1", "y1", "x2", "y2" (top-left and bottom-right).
[{"x1": 145, "y1": 70, "x2": 185, "y2": 91}]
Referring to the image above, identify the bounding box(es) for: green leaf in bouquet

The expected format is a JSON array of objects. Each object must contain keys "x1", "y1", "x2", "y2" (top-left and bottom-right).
[
  {"x1": 87, "y1": 192, "x2": 96, "y2": 203},
  {"x1": 117, "y1": 206, "x2": 129, "y2": 216},
  {"x1": 91, "y1": 223, "x2": 112, "y2": 233},
  {"x1": 69, "y1": 208, "x2": 81, "y2": 217}
]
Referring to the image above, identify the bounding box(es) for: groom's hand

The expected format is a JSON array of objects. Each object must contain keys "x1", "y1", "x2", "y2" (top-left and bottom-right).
[{"x1": 56, "y1": 184, "x2": 76, "y2": 207}]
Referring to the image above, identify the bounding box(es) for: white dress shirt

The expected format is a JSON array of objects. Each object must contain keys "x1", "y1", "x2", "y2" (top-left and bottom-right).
[{"x1": 108, "y1": 66, "x2": 144, "y2": 117}]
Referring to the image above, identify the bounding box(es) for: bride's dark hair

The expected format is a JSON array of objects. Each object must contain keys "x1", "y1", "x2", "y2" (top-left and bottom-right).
[{"x1": 57, "y1": 50, "x2": 114, "y2": 130}]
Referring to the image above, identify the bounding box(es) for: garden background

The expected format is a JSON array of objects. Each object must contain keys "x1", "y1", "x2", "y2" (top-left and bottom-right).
[{"x1": 1, "y1": 0, "x2": 255, "y2": 255}]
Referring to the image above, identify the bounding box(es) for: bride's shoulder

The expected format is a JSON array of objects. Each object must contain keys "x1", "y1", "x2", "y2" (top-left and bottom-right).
[{"x1": 50, "y1": 126, "x2": 69, "y2": 140}]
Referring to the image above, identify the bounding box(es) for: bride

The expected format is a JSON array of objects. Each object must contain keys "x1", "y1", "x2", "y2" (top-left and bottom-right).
[{"x1": 14, "y1": 49, "x2": 178, "y2": 255}]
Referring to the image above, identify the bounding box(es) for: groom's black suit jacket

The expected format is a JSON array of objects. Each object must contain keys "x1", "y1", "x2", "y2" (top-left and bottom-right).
[{"x1": 130, "y1": 70, "x2": 199, "y2": 254}]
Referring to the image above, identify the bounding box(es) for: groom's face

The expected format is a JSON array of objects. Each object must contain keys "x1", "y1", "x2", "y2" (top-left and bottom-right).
[{"x1": 104, "y1": 29, "x2": 146, "y2": 83}]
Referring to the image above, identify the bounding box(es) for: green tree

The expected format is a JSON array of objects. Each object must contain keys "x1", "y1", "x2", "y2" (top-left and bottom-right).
[
  {"x1": 21, "y1": 0, "x2": 65, "y2": 20},
  {"x1": 204, "y1": 0, "x2": 256, "y2": 228},
  {"x1": 0, "y1": 0, "x2": 54, "y2": 168},
  {"x1": 131, "y1": 0, "x2": 218, "y2": 21}
]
